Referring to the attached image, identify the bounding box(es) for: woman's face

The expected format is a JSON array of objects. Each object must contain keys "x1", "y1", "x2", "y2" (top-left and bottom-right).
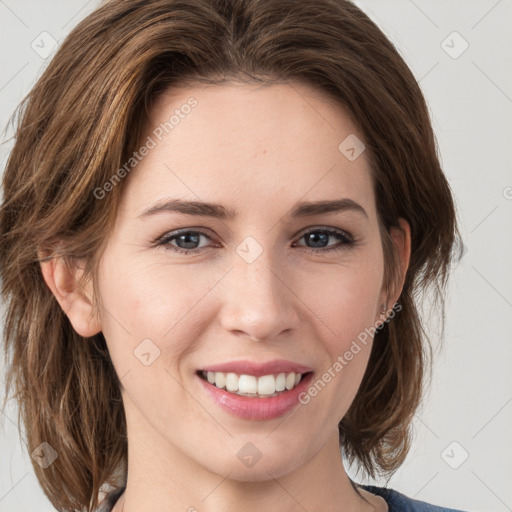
[{"x1": 94, "y1": 81, "x2": 398, "y2": 480}]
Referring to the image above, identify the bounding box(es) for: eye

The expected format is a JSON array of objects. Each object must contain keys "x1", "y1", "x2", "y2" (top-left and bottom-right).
[
  {"x1": 294, "y1": 228, "x2": 355, "y2": 254},
  {"x1": 156, "y1": 229, "x2": 216, "y2": 255}
]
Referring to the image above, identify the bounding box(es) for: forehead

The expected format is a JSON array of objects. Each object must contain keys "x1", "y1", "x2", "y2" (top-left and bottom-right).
[{"x1": 119, "y1": 81, "x2": 376, "y2": 220}]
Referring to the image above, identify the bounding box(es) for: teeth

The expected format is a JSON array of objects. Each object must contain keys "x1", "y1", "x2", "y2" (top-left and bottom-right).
[
  {"x1": 239, "y1": 374, "x2": 258, "y2": 394},
  {"x1": 225, "y1": 372, "x2": 239, "y2": 392},
  {"x1": 275, "y1": 373, "x2": 286, "y2": 392},
  {"x1": 202, "y1": 371, "x2": 305, "y2": 397}
]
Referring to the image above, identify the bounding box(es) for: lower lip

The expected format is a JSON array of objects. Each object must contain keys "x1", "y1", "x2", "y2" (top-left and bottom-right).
[{"x1": 197, "y1": 372, "x2": 314, "y2": 421}]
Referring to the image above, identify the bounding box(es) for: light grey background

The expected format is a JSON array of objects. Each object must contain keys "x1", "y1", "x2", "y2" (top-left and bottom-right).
[{"x1": 1, "y1": 1, "x2": 511, "y2": 511}]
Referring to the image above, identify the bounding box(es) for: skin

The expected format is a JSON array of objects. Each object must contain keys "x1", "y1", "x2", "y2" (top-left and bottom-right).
[{"x1": 41, "y1": 81, "x2": 410, "y2": 512}]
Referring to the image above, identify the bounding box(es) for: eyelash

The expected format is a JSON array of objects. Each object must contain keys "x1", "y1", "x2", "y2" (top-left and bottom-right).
[{"x1": 155, "y1": 227, "x2": 355, "y2": 255}]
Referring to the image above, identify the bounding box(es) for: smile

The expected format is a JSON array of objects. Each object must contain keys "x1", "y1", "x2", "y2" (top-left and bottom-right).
[
  {"x1": 199, "y1": 370, "x2": 308, "y2": 397},
  {"x1": 196, "y1": 370, "x2": 315, "y2": 420}
]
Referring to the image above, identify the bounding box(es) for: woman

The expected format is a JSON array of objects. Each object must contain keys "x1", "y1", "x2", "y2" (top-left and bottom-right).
[{"x1": 0, "y1": 0, "x2": 466, "y2": 511}]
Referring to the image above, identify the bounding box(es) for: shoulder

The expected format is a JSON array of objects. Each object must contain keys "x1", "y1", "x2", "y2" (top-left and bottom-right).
[{"x1": 360, "y1": 484, "x2": 469, "y2": 512}]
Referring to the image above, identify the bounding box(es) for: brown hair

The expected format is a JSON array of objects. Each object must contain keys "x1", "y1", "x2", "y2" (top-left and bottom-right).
[{"x1": 0, "y1": 0, "x2": 460, "y2": 510}]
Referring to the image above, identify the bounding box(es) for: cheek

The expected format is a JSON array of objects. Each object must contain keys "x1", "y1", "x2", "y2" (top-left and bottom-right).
[
  {"x1": 299, "y1": 251, "x2": 383, "y2": 402},
  {"x1": 305, "y1": 255, "x2": 383, "y2": 345},
  {"x1": 295, "y1": 268, "x2": 382, "y2": 428},
  {"x1": 96, "y1": 254, "x2": 218, "y2": 368}
]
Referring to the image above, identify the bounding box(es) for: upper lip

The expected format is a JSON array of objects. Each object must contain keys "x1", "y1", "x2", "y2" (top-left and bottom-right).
[{"x1": 199, "y1": 359, "x2": 313, "y2": 377}]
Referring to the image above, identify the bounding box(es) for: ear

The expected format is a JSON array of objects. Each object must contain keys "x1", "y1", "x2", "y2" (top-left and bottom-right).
[
  {"x1": 377, "y1": 217, "x2": 411, "y2": 323},
  {"x1": 39, "y1": 253, "x2": 102, "y2": 337}
]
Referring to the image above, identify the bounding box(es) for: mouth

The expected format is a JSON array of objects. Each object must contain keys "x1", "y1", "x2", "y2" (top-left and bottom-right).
[{"x1": 196, "y1": 369, "x2": 314, "y2": 398}]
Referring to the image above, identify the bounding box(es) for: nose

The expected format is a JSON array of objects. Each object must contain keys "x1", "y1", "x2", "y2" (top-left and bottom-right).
[{"x1": 218, "y1": 246, "x2": 301, "y2": 342}]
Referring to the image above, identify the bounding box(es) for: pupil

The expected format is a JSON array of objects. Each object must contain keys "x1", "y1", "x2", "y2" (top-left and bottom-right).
[
  {"x1": 178, "y1": 233, "x2": 199, "y2": 249},
  {"x1": 307, "y1": 232, "x2": 328, "y2": 248}
]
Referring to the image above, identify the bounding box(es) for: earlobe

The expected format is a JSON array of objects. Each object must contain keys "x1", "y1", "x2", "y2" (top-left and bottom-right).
[{"x1": 39, "y1": 253, "x2": 102, "y2": 337}]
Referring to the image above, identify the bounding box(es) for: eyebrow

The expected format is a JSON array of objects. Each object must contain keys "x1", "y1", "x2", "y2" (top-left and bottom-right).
[{"x1": 138, "y1": 197, "x2": 368, "y2": 220}]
